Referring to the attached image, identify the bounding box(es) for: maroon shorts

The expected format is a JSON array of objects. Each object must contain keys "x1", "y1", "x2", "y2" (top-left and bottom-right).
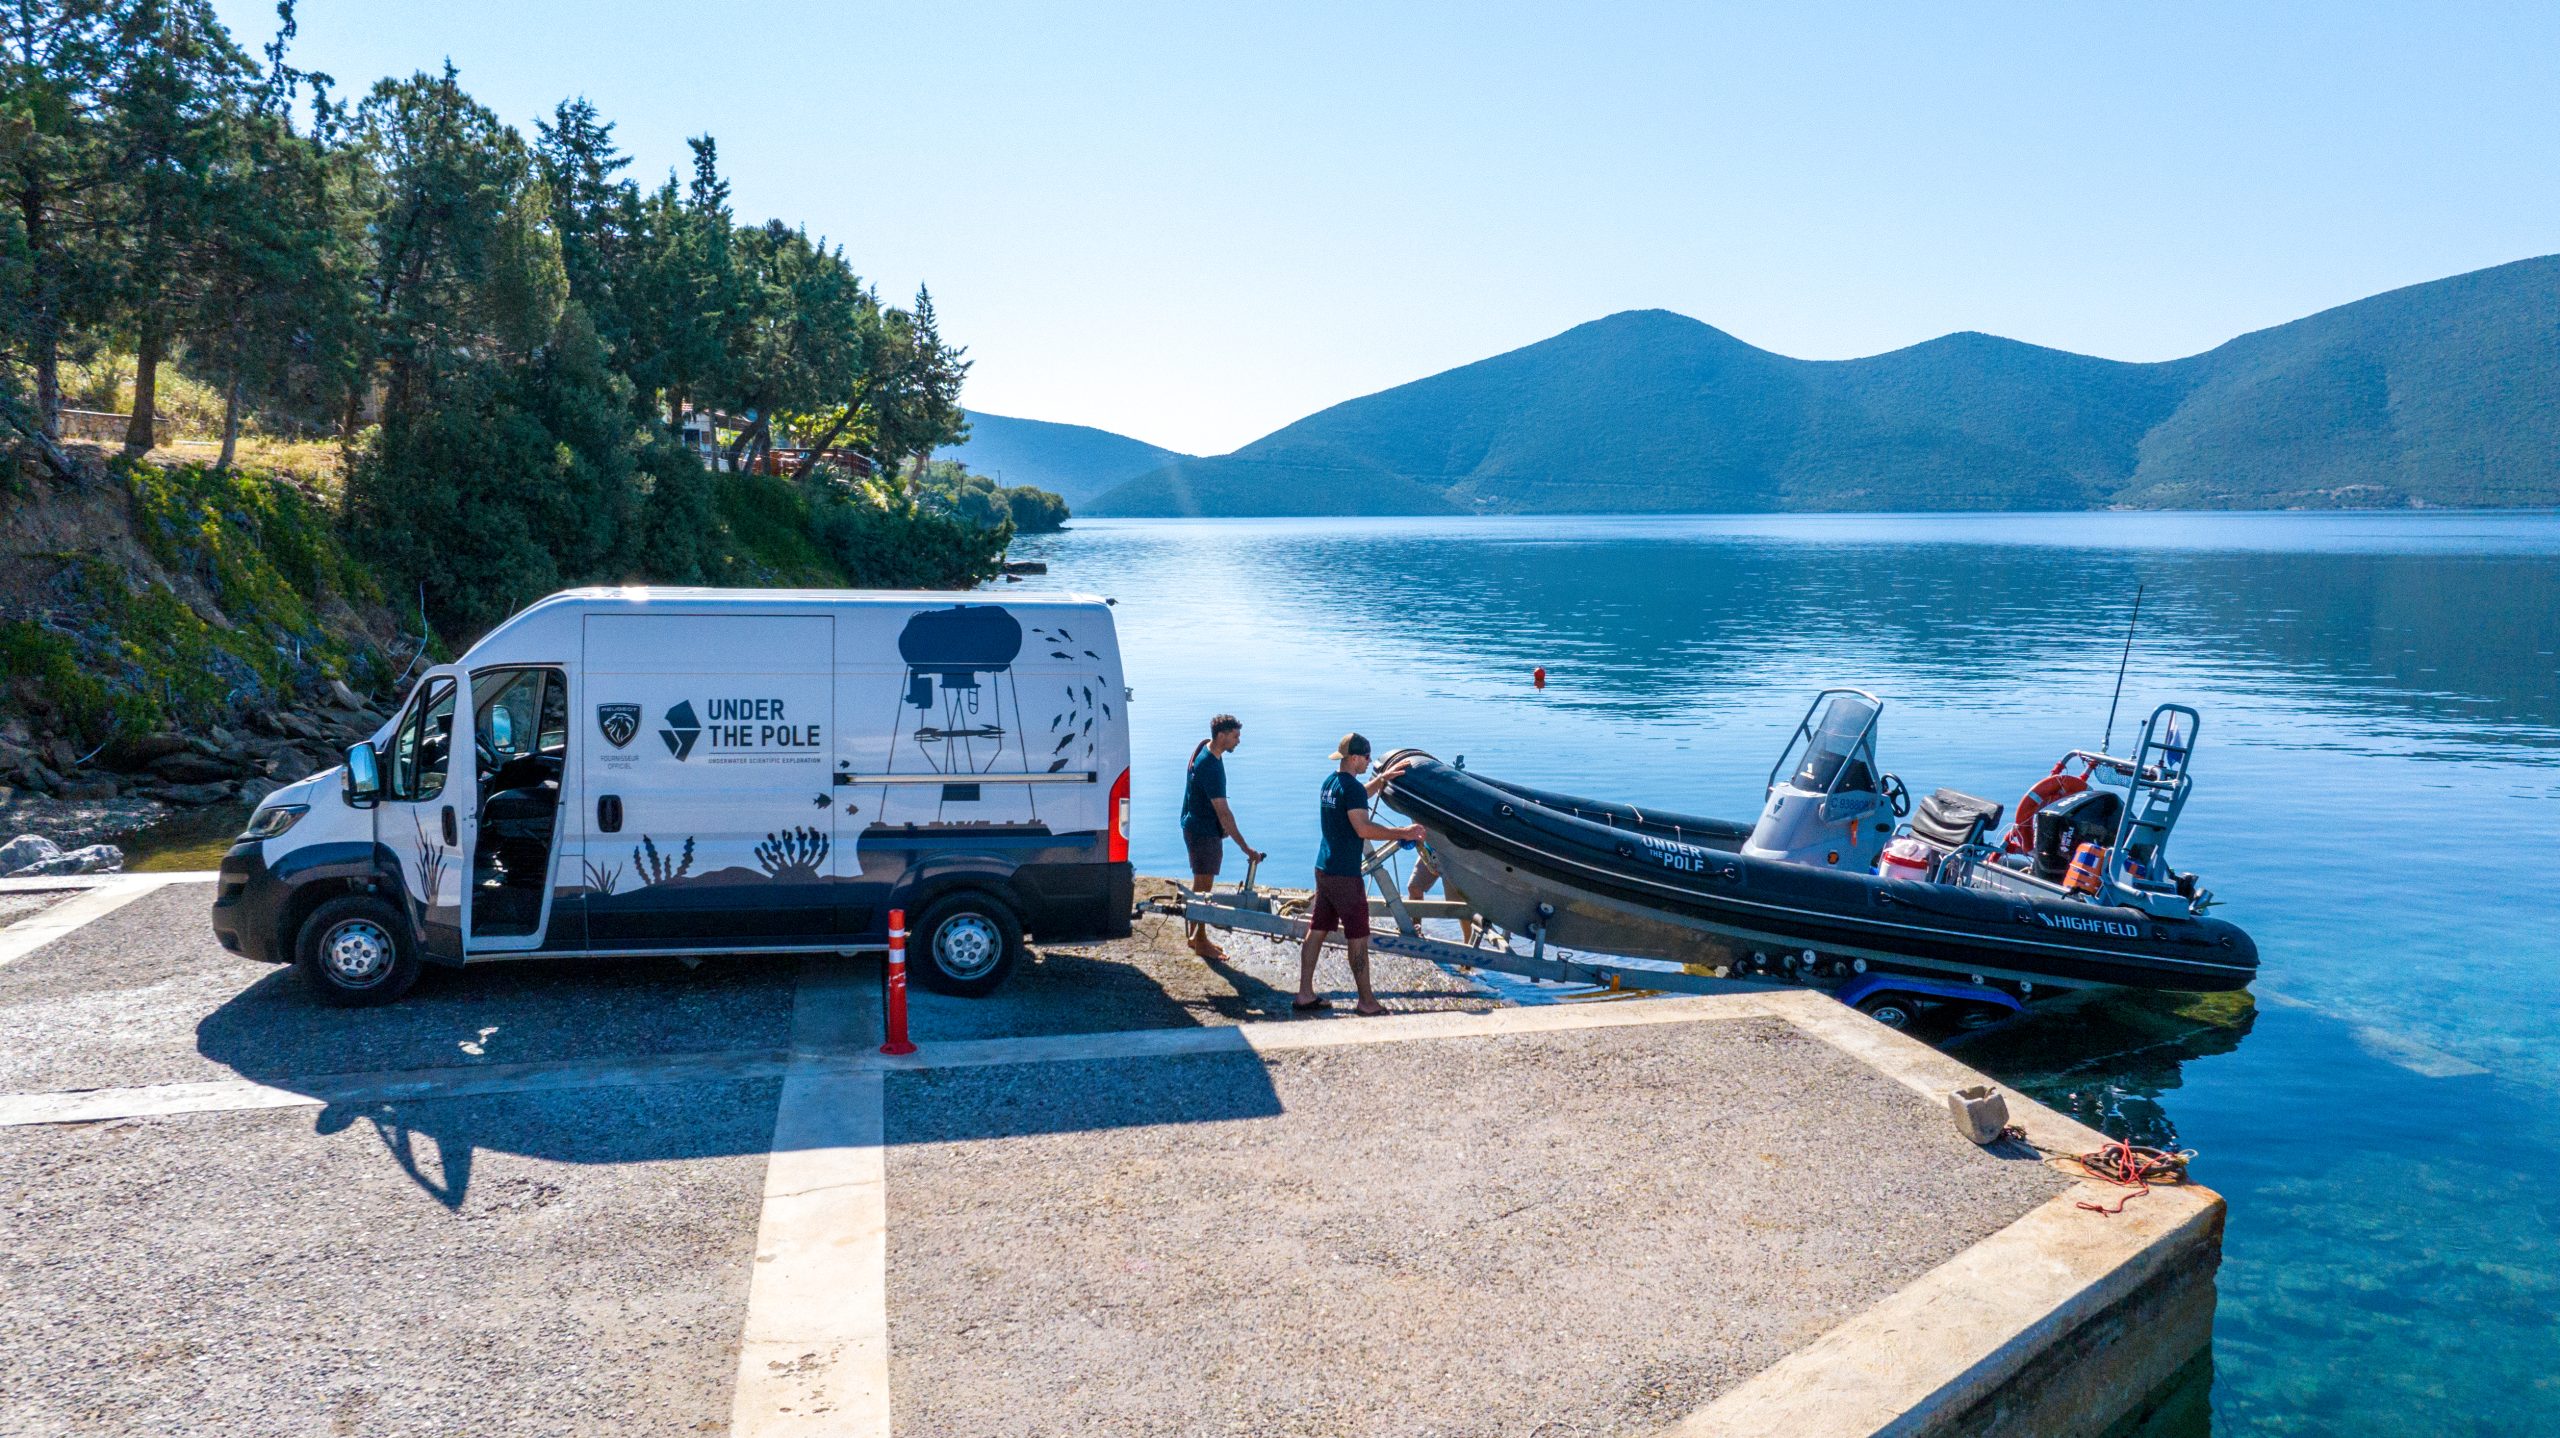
[
  {"x1": 1307, "y1": 872, "x2": 1371, "y2": 940},
  {"x1": 1185, "y1": 832, "x2": 1224, "y2": 879}
]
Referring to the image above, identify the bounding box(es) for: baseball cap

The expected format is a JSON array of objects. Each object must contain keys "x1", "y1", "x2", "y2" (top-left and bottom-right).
[{"x1": 1331, "y1": 732, "x2": 1371, "y2": 760}]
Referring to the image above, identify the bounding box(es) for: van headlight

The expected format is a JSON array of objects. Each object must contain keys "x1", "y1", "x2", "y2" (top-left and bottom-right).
[{"x1": 241, "y1": 804, "x2": 308, "y2": 841}]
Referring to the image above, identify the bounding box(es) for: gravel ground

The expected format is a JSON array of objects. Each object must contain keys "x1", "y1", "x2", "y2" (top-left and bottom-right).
[
  {"x1": 882, "y1": 1016, "x2": 2071, "y2": 1438},
  {"x1": 0, "y1": 888, "x2": 70, "y2": 928},
  {"x1": 0, "y1": 873, "x2": 2074, "y2": 1436},
  {"x1": 894, "y1": 880, "x2": 1498, "y2": 1045},
  {"x1": 0, "y1": 878, "x2": 1481, "y2": 1097},
  {"x1": 0, "y1": 882, "x2": 800, "y2": 1094},
  {"x1": 0, "y1": 1078, "x2": 776, "y2": 1438}
]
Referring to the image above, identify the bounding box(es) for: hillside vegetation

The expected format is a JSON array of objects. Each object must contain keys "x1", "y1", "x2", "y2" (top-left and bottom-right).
[
  {"x1": 1, "y1": 2, "x2": 1045, "y2": 817},
  {"x1": 0, "y1": 454, "x2": 1010, "y2": 811},
  {"x1": 1090, "y1": 256, "x2": 2560, "y2": 515}
]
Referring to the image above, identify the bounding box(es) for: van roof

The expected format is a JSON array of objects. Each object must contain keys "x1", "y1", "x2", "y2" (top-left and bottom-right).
[
  {"x1": 457, "y1": 587, "x2": 1116, "y2": 667},
  {"x1": 540, "y1": 586, "x2": 1110, "y2": 607}
]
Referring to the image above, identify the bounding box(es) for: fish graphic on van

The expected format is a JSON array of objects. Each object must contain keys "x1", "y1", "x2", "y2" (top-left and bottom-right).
[{"x1": 659, "y1": 700, "x2": 702, "y2": 760}]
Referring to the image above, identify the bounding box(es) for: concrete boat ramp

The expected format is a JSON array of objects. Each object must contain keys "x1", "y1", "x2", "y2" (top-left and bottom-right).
[{"x1": 0, "y1": 876, "x2": 2218, "y2": 1436}]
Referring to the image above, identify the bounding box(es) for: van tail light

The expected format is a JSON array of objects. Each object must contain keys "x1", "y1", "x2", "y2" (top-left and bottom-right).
[{"x1": 1109, "y1": 768, "x2": 1131, "y2": 863}]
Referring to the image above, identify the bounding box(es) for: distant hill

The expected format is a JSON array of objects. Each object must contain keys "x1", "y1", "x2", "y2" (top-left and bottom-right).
[
  {"x1": 1087, "y1": 256, "x2": 2560, "y2": 515},
  {"x1": 940, "y1": 410, "x2": 1190, "y2": 507}
]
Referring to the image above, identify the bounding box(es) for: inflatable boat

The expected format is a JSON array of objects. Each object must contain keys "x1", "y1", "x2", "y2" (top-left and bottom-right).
[{"x1": 1379, "y1": 693, "x2": 2257, "y2": 1001}]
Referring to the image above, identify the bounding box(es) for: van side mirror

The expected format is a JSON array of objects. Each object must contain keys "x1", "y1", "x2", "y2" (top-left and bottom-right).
[
  {"x1": 489, "y1": 706, "x2": 514, "y2": 751},
  {"x1": 344, "y1": 741, "x2": 382, "y2": 804}
]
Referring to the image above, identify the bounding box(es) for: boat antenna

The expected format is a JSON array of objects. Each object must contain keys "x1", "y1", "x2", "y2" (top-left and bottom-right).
[{"x1": 2101, "y1": 582, "x2": 2146, "y2": 754}]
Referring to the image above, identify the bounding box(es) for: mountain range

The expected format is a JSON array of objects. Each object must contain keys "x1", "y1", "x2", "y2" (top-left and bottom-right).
[
  {"x1": 941, "y1": 411, "x2": 1191, "y2": 507},
  {"x1": 1043, "y1": 255, "x2": 2560, "y2": 515}
]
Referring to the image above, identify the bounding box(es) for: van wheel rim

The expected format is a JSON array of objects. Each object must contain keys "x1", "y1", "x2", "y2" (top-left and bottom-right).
[
  {"x1": 322, "y1": 918, "x2": 395, "y2": 986},
  {"x1": 934, "y1": 914, "x2": 1001, "y2": 980}
]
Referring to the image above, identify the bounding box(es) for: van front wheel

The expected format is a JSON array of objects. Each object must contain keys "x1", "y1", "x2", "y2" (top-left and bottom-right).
[
  {"x1": 295, "y1": 894, "x2": 423, "y2": 1007},
  {"x1": 911, "y1": 891, "x2": 1021, "y2": 998}
]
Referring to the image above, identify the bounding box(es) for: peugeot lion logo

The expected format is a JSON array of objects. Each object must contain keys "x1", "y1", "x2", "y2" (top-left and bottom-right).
[
  {"x1": 596, "y1": 703, "x2": 641, "y2": 749},
  {"x1": 659, "y1": 700, "x2": 703, "y2": 760}
]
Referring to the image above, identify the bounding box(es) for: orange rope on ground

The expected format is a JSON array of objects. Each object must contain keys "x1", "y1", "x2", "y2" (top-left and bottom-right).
[{"x1": 2000, "y1": 1127, "x2": 2195, "y2": 1216}]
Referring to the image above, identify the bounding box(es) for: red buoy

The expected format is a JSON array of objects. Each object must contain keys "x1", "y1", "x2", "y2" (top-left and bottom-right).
[{"x1": 1532, "y1": 666, "x2": 1547, "y2": 690}]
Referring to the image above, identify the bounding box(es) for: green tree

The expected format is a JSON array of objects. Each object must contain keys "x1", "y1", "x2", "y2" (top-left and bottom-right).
[
  {"x1": 181, "y1": 100, "x2": 366, "y2": 466},
  {"x1": 619, "y1": 135, "x2": 738, "y2": 432},
  {"x1": 711, "y1": 219, "x2": 869, "y2": 467},
  {"x1": 345, "y1": 65, "x2": 564, "y2": 428},
  {"x1": 99, "y1": 0, "x2": 252, "y2": 455},
  {"x1": 533, "y1": 95, "x2": 641, "y2": 380},
  {"x1": 785, "y1": 285, "x2": 970, "y2": 482},
  {"x1": 0, "y1": 0, "x2": 120, "y2": 457}
]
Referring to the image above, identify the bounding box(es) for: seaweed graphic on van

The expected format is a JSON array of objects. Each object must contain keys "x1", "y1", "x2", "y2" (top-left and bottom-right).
[
  {"x1": 410, "y1": 814, "x2": 450, "y2": 925},
  {"x1": 633, "y1": 834, "x2": 695, "y2": 886},
  {"x1": 755, "y1": 826, "x2": 830, "y2": 881},
  {"x1": 1042, "y1": 660, "x2": 1113, "y2": 774},
  {"x1": 579, "y1": 858, "x2": 623, "y2": 896}
]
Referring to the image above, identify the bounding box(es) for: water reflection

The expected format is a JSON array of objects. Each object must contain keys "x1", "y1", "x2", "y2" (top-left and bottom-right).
[
  {"x1": 1951, "y1": 990, "x2": 2259, "y2": 1151},
  {"x1": 1120, "y1": 522, "x2": 2560, "y2": 736}
]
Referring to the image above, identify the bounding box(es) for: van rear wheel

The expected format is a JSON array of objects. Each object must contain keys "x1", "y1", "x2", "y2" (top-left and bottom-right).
[
  {"x1": 295, "y1": 894, "x2": 423, "y2": 1007},
  {"x1": 912, "y1": 891, "x2": 1021, "y2": 998}
]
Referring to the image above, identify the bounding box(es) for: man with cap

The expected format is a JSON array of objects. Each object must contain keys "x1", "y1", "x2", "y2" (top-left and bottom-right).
[{"x1": 1296, "y1": 732, "x2": 1424, "y2": 1015}]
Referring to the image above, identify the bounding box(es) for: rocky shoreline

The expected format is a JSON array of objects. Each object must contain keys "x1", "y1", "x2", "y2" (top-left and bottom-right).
[{"x1": 0, "y1": 679, "x2": 389, "y2": 850}]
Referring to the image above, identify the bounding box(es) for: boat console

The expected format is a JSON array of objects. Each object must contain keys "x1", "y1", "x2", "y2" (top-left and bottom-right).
[{"x1": 1742, "y1": 690, "x2": 1906, "y2": 872}]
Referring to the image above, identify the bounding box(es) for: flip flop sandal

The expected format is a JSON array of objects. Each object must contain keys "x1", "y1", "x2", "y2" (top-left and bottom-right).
[{"x1": 1292, "y1": 997, "x2": 1335, "y2": 1012}]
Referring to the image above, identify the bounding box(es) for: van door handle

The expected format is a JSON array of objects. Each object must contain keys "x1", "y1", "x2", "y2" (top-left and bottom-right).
[
  {"x1": 597, "y1": 795, "x2": 622, "y2": 833},
  {"x1": 441, "y1": 805, "x2": 458, "y2": 845}
]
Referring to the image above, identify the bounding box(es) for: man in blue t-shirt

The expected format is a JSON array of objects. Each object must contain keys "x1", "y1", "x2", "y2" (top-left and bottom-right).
[
  {"x1": 1180, "y1": 714, "x2": 1263, "y2": 960},
  {"x1": 1296, "y1": 732, "x2": 1425, "y2": 1016}
]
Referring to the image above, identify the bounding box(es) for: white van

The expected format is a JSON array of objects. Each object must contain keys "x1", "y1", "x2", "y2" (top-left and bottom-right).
[{"x1": 213, "y1": 588, "x2": 1133, "y2": 1005}]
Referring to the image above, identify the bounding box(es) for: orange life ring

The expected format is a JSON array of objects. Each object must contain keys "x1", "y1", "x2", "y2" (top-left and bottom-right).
[{"x1": 2004, "y1": 756, "x2": 2098, "y2": 854}]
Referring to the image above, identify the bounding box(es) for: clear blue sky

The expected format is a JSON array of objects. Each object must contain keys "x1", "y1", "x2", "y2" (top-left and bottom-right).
[{"x1": 217, "y1": 1, "x2": 2560, "y2": 456}]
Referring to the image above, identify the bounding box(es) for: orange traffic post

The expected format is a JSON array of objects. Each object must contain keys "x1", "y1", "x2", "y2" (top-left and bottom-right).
[{"x1": 881, "y1": 908, "x2": 917, "y2": 1055}]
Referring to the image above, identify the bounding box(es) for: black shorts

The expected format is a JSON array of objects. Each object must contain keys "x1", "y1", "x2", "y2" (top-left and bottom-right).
[
  {"x1": 1308, "y1": 872, "x2": 1371, "y2": 940},
  {"x1": 1185, "y1": 832, "x2": 1224, "y2": 878}
]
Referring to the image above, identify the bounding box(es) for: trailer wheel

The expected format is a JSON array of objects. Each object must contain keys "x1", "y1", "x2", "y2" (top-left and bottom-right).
[
  {"x1": 912, "y1": 891, "x2": 1022, "y2": 998},
  {"x1": 1855, "y1": 992, "x2": 1919, "y2": 1030},
  {"x1": 294, "y1": 894, "x2": 423, "y2": 1007}
]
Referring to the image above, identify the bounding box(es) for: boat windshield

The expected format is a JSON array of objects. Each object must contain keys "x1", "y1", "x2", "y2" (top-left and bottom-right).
[{"x1": 1789, "y1": 693, "x2": 1879, "y2": 793}]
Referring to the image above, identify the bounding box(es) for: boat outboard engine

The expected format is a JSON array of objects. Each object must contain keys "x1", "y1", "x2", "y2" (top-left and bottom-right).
[{"x1": 1744, "y1": 689, "x2": 1903, "y2": 871}]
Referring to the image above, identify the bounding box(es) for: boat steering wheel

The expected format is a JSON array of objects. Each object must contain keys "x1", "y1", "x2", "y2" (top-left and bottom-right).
[{"x1": 1878, "y1": 773, "x2": 1911, "y2": 818}]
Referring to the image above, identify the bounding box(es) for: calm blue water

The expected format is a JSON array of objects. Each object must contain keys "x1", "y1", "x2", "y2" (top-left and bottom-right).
[{"x1": 1011, "y1": 512, "x2": 2560, "y2": 1436}]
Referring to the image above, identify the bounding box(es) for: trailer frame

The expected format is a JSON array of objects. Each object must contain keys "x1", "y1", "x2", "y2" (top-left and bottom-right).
[{"x1": 1146, "y1": 842, "x2": 2026, "y2": 1026}]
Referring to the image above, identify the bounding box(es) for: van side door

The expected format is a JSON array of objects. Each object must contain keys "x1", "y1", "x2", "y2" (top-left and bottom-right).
[
  {"x1": 578, "y1": 613, "x2": 837, "y2": 948},
  {"x1": 375, "y1": 665, "x2": 477, "y2": 962}
]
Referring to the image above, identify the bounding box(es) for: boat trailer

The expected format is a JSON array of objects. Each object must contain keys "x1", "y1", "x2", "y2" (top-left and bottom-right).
[{"x1": 1146, "y1": 843, "x2": 2025, "y2": 1028}]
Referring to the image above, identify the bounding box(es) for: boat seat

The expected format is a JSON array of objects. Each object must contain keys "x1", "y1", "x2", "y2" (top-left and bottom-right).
[{"x1": 1909, "y1": 788, "x2": 2005, "y2": 850}]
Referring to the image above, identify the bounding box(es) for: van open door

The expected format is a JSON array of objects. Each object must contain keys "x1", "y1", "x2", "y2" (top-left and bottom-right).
[{"x1": 375, "y1": 664, "x2": 477, "y2": 962}]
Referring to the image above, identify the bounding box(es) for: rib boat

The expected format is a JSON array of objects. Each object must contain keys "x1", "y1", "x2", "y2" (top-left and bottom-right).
[{"x1": 1379, "y1": 692, "x2": 2257, "y2": 1008}]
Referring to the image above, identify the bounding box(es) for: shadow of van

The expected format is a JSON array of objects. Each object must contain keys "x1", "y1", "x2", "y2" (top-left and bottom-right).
[{"x1": 190, "y1": 946, "x2": 1285, "y2": 1209}]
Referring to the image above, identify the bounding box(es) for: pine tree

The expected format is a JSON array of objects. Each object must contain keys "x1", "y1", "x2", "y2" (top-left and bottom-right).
[
  {"x1": 0, "y1": 0, "x2": 121, "y2": 456},
  {"x1": 101, "y1": 0, "x2": 253, "y2": 455}
]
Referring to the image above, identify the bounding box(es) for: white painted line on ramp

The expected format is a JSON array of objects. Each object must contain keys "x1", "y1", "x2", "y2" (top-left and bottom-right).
[
  {"x1": 0, "y1": 873, "x2": 204, "y2": 972},
  {"x1": 0, "y1": 1048, "x2": 799, "y2": 1128},
  {"x1": 731, "y1": 956, "x2": 892, "y2": 1438}
]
